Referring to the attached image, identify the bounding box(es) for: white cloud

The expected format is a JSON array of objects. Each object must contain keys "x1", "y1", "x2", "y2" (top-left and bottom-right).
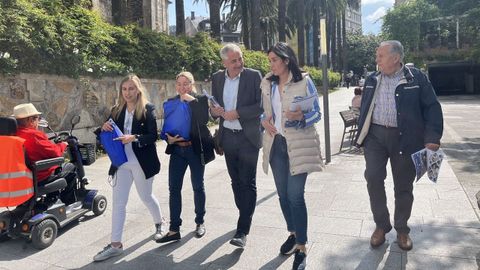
[
  {"x1": 362, "y1": 0, "x2": 394, "y2": 6},
  {"x1": 366, "y1": 7, "x2": 387, "y2": 23}
]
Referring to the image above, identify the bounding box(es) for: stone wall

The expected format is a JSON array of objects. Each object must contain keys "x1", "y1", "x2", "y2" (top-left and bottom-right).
[{"x1": 0, "y1": 73, "x2": 211, "y2": 143}]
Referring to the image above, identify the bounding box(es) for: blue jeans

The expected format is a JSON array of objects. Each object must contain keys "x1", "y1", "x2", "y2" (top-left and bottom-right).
[
  {"x1": 270, "y1": 135, "x2": 308, "y2": 245},
  {"x1": 168, "y1": 145, "x2": 206, "y2": 232}
]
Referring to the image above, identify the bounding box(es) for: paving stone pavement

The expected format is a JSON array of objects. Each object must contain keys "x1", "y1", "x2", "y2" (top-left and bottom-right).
[{"x1": 1, "y1": 88, "x2": 479, "y2": 270}]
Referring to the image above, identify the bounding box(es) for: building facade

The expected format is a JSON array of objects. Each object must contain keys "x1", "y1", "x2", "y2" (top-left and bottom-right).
[
  {"x1": 91, "y1": 0, "x2": 170, "y2": 33},
  {"x1": 184, "y1": 12, "x2": 241, "y2": 43},
  {"x1": 345, "y1": 2, "x2": 362, "y2": 32}
]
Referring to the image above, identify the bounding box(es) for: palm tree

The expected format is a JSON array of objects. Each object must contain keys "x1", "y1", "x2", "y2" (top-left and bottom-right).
[
  {"x1": 209, "y1": 0, "x2": 222, "y2": 41},
  {"x1": 278, "y1": 0, "x2": 287, "y2": 42},
  {"x1": 193, "y1": 0, "x2": 226, "y2": 41},
  {"x1": 175, "y1": 0, "x2": 185, "y2": 35},
  {"x1": 250, "y1": 0, "x2": 262, "y2": 50},
  {"x1": 296, "y1": 0, "x2": 305, "y2": 66},
  {"x1": 226, "y1": 0, "x2": 281, "y2": 50},
  {"x1": 239, "y1": 0, "x2": 250, "y2": 48}
]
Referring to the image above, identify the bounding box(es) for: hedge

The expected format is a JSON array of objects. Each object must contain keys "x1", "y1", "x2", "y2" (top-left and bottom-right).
[{"x1": 0, "y1": 0, "x2": 341, "y2": 87}]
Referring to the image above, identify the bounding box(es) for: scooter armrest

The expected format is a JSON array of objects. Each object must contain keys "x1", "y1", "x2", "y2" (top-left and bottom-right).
[{"x1": 32, "y1": 157, "x2": 65, "y2": 171}]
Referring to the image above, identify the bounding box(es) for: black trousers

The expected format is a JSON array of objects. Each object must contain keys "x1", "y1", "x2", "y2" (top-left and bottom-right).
[
  {"x1": 363, "y1": 124, "x2": 416, "y2": 234},
  {"x1": 222, "y1": 128, "x2": 259, "y2": 235}
]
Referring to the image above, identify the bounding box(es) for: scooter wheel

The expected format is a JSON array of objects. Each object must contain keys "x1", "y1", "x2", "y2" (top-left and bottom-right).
[
  {"x1": 92, "y1": 195, "x2": 107, "y2": 216},
  {"x1": 31, "y1": 219, "x2": 57, "y2": 249}
]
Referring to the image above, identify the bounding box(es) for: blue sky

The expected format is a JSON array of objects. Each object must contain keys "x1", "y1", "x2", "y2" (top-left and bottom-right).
[
  {"x1": 361, "y1": 0, "x2": 395, "y2": 34},
  {"x1": 168, "y1": 0, "x2": 395, "y2": 35}
]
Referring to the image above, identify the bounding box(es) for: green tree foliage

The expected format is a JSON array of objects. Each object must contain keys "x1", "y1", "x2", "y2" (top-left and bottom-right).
[
  {"x1": 303, "y1": 66, "x2": 342, "y2": 88},
  {"x1": 383, "y1": 0, "x2": 480, "y2": 62},
  {"x1": 0, "y1": 1, "x2": 220, "y2": 79},
  {"x1": 428, "y1": 0, "x2": 480, "y2": 61},
  {"x1": 382, "y1": 0, "x2": 440, "y2": 52},
  {"x1": 0, "y1": 0, "x2": 342, "y2": 84},
  {"x1": 346, "y1": 31, "x2": 381, "y2": 76}
]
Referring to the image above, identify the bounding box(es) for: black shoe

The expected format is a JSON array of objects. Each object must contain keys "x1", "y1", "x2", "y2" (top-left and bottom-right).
[
  {"x1": 156, "y1": 232, "x2": 181, "y2": 243},
  {"x1": 195, "y1": 224, "x2": 206, "y2": 238},
  {"x1": 280, "y1": 234, "x2": 297, "y2": 255},
  {"x1": 229, "y1": 232, "x2": 247, "y2": 248},
  {"x1": 292, "y1": 250, "x2": 307, "y2": 270}
]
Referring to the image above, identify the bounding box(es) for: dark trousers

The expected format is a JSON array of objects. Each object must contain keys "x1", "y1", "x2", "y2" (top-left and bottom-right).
[
  {"x1": 222, "y1": 128, "x2": 259, "y2": 235},
  {"x1": 168, "y1": 145, "x2": 206, "y2": 232},
  {"x1": 363, "y1": 124, "x2": 416, "y2": 234}
]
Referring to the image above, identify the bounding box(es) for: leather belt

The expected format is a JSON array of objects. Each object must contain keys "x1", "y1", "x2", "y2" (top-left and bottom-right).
[
  {"x1": 176, "y1": 141, "x2": 192, "y2": 147},
  {"x1": 372, "y1": 123, "x2": 397, "y2": 129},
  {"x1": 225, "y1": 128, "x2": 242, "y2": 133}
]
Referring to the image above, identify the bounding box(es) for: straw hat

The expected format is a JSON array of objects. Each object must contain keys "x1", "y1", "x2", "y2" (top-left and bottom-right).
[{"x1": 12, "y1": 103, "x2": 42, "y2": 119}]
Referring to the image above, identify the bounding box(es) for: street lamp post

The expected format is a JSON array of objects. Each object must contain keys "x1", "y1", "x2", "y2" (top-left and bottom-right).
[{"x1": 320, "y1": 17, "x2": 331, "y2": 164}]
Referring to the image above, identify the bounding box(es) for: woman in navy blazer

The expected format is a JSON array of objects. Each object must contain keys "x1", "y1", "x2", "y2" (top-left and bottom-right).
[
  {"x1": 93, "y1": 74, "x2": 166, "y2": 262},
  {"x1": 157, "y1": 71, "x2": 215, "y2": 243}
]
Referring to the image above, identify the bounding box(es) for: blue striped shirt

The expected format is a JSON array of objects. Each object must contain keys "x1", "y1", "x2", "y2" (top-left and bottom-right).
[{"x1": 304, "y1": 77, "x2": 322, "y2": 127}]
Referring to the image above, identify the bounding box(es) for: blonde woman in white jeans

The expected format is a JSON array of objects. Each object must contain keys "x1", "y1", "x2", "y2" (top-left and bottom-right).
[{"x1": 93, "y1": 74, "x2": 165, "y2": 262}]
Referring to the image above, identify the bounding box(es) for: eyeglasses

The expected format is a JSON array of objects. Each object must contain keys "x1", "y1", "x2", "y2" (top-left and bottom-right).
[{"x1": 31, "y1": 115, "x2": 41, "y2": 120}]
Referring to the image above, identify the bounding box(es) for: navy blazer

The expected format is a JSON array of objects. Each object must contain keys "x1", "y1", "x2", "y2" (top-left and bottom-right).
[
  {"x1": 211, "y1": 68, "x2": 263, "y2": 149},
  {"x1": 109, "y1": 103, "x2": 161, "y2": 179}
]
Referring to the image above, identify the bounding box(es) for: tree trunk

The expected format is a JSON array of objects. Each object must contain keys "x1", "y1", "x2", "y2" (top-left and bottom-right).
[
  {"x1": 209, "y1": 0, "x2": 221, "y2": 42},
  {"x1": 278, "y1": 0, "x2": 286, "y2": 42},
  {"x1": 297, "y1": 0, "x2": 305, "y2": 66},
  {"x1": 175, "y1": 0, "x2": 185, "y2": 35},
  {"x1": 312, "y1": 3, "x2": 320, "y2": 67},
  {"x1": 329, "y1": 11, "x2": 337, "y2": 69},
  {"x1": 342, "y1": 11, "x2": 348, "y2": 74},
  {"x1": 240, "y1": 0, "x2": 250, "y2": 49},
  {"x1": 250, "y1": 0, "x2": 262, "y2": 50},
  {"x1": 336, "y1": 15, "x2": 342, "y2": 71}
]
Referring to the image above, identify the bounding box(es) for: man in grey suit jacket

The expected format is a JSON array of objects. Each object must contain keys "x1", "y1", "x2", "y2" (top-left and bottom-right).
[{"x1": 210, "y1": 43, "x2": 263, "y2": 248}]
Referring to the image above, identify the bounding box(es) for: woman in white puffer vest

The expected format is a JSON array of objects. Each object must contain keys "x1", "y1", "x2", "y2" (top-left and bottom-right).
[{"x1": 260, "y1": 42, "x2": 324, "y2": 270}]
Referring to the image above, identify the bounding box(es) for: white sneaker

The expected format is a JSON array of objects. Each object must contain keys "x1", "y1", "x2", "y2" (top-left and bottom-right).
[
  {"x1": 154, "y1": 222, "x2": 167, "y2": 241},
  {"x1": 93, "y1": 244, "x2": 123, "y2": 262}
]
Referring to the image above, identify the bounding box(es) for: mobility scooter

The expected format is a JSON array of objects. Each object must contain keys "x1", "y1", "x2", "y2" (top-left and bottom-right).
[{"x1": 0, "y1": 115, "x2": 107, "y2": 249}]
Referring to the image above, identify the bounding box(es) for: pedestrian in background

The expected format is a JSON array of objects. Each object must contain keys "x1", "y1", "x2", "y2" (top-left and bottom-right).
[
  {"x1": 210, "y1": 43, "x2": 263, "y2": 248},
  {"x1": 260, "y1": 42, "x2": 324, "y2": 270},
  {"x1": 157, "y1": 71, "x2": 214, "y2": 243},
  {"x1": 351, "y1": 87, "x2": 363, "y2": 110},
  {"x1": 355, "y1": 40, "x2": 443, "y2": 251},
  {"x1": 94, "y1": 74, "x2": 165, "y2": 262}
]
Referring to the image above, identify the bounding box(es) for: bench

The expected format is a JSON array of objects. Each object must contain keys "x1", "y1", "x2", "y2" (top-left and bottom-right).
[{"x1": 339, "y1": 110, "x2": 358, "y2": 151}]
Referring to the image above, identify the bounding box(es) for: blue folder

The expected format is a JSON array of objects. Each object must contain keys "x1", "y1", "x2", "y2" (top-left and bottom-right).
[
  {"x1": 100, "y1": 119, "x2": 127, "y2": 167},
  {"x1": 160, "y1": 98, "x2": 191, "y2": 141}
]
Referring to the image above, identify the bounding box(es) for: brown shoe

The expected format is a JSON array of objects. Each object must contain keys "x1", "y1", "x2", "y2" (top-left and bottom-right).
[
  {"x1": 370, "y1": 228, "x2": 386, "y2": 248},
  {"x1": 397, "y1": 233, "x2": 413, "y2": 251}
]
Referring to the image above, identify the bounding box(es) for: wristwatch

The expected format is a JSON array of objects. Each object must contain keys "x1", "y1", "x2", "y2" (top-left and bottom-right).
[{"x1": 134, "y1": 134, "x2": 140, "y2": 142}]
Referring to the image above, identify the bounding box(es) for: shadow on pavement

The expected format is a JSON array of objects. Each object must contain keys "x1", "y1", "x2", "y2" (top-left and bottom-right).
[
  {"x1": 76, "y1": 230, "x2": 239, "y2": 269},
  {"x1": 322, "y1": 221, "x2": 479, "y2": 269},
  {"x1": 0, "y1": 213, "x2": 99, "y2": 259},
  {"x1": 258, "y1": 253, "x2": 290, "y2": 270},
  {"x1": 442, "y1": 138, "x2": 480, "y2": 174}
]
